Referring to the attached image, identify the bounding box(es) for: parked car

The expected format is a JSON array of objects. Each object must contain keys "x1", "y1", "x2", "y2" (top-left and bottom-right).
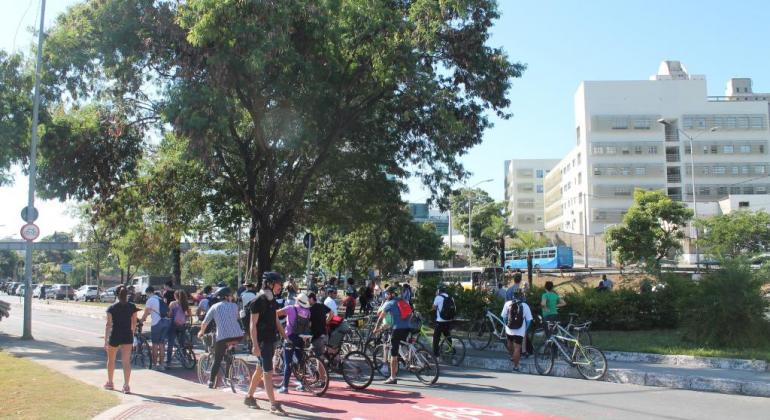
[
  {"x1": 100, "y1": 286, "x2": 118, "y2": 303},
  {"x1": 32, "y1": 285, "x2": 51, "y2": 299},
  {"x1": 47, "y1": 284, "x2": 75, "y2": 300},
  {"x1": 4, "y1": 282, "x2": 19, "y2": 294},
  {"x1": 9, "y1": 283, "x2": 22, "y2": 295},
  {"x1": 16, "y1": 283, "x2": 38, "y2": 297},
  {"x1": 75, "y1": 285, "x2": 99, "y2": 302}
]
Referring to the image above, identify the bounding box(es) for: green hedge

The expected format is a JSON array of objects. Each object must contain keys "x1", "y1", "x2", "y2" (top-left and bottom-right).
[{"x1": 414, "y1": 277, "x2": 501, "y2": 322}]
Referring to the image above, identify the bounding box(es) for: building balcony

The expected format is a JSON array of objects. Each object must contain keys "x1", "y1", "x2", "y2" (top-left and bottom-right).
[
  {"x1": 666, "y1": 154, "x2": 680, "y2": 163},
  {"x1": 667, "y1": 174, "x2": 682, "y2": 183}
]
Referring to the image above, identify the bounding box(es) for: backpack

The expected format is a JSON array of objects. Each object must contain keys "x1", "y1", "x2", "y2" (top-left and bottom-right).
[
  {"x1": 438, "y1": 294, "x2": 456, "y2": 320},
  {"x1": 171, "y1": 303, "x2": 186, "y2": 326},
  {"x1": 291, "y1": 306, "x2": 311, "y2": 335},
  {"x1": 396, "y1": 298, "x2": 413, "y2": 320},
  {"x1": 154, "y1": 295, "x2": 169, "y2": 318},
  {"x1": 507, "y1": 301, "x2": 524, "y2": 329}
]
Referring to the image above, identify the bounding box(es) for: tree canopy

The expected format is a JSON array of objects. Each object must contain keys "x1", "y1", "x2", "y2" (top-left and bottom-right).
[
  {"x1": 696, "y1": 210, "x2": 770, "y2": 260},
  {"x1": 41, "y1": 0, "x2": 523, "y2": 284}
]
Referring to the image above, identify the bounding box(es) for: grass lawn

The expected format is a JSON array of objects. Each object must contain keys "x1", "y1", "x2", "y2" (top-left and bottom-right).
[
  {"x1": 0, "y1": 351, "x2": 120, "y2": 419},
  {"x1": 592, "y1": 329, "x2": 770, "y2": 361}
]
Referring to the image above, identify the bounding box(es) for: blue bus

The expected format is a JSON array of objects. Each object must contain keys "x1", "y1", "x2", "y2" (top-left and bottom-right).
[{"x1": 504, "y1": 246, "x2": 574, "y2": 270}]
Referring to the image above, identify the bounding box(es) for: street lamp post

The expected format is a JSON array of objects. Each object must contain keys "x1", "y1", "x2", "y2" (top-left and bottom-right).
[
  {"x1": 657, "y1": 119, "x2": 719, "y2": 270},
  {"x1": 467, "y1": 178, "x2": 494, "y2": 266}
]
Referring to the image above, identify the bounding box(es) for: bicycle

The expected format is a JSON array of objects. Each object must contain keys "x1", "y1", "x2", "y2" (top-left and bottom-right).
[
  {"x1": 413, "y1": 318, "x2": 466, "y2": 367},
  {"x1": 167, "y1": 326, "x2": 197, "y2": 369},
  {"x1": 271, "y1": 334, "x2": 330, "y2": 396},
  {"x1": 321, "y1": 342, "x2": 374, "y2": 390},
  {"x1": 372, "y1": 332, "x2": 439, "y2": 385},
  {"x1": 534, "y1": 320, "x2": 607, "y2": 380},
  {"x1": 197, "y1": 335, "x2": 252, "y2": 393},
  {"x1": 530, "y1": 313, "x2": 592, "y2": 351},
  {"x1": 130, "y1": 322, "x2": 153, "y2": 369},
  {"x1": 466, "y1": 308, "x2": 508, "y2": 350}
]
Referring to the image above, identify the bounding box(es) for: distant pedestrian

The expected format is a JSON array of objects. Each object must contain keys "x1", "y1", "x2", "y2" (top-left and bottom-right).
[
  {"x1": 343, "y1": 278, "x2": 357, "y2": 318},
  {"x1": 506, "y1": 273, "x2": 524, "y2": 301},
  {"x1": 324, "y1": 287, "x2": 339, "y2": 315},
  {"x1": 104, "y1": 286, "x2": 138, "y2": 394},
  {"x1": 541, "y1": 281, "x2": 566, "y2": 323},
  {"x1": 163, "y1": 281, "x2": 175, "y2": 306},
  {"x1": 402, "y1": 283, "x2": 413, "y2": 306},
  {"x1": 495, "y1": 283, "x2": 507, "y2": 301}
]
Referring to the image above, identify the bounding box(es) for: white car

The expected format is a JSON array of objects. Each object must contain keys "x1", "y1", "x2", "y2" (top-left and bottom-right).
[{"x1": 75, "y1": 285, "x2": 99, "y2": 302}]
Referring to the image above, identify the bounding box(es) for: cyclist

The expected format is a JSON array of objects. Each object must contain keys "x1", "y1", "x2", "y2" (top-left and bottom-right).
[
  {"x1": 432, "y1": 284, "x2": 455, "y2": 358},
  {"x1": 140, "y1": 286, "x2": 171, "y2": 370},
  {"x1": 276, "y1": 293, "x2": 312, "y2": 394},
  {"x1": 343, "y1": 278, "x2": 357, "y2": 318},
  {"x1": 308, "y1": 292, "x2": 332, "y2": 357},
  {"x1": 373, "y1": 286, "x2": 413, "y2": 385},
  {"x1": 196, "y1": 285, "x2": 213, "y2": 322},
  {"x1": 166, "y1": 289, "x2": 192, "y2": 369},
  {"x1": 197, "y1": 287, "x2": 243, "y2": 388},
  {"x1": 324, "y1": 287, "x2": 339, "y2": 315},
  {"x1": 541, "y1": 281, "x2": 566, "y2": 323},
  {"x1": 501, "y1": 291, "x2": 533, "y2": 372},
  {"x1": 244, "y1": 272, "x2": 287, "y2": 415}
]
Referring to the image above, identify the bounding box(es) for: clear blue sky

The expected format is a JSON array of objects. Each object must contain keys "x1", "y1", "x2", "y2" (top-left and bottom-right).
[{"x1": 2, "y1": 0, "x2": 770, "y2": 237}]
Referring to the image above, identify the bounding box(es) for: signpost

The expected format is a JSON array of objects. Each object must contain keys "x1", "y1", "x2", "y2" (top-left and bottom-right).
[
  {"x1": 20, "y1": 224, "x2": 40, "y2": 242},
  {"x1": 21, "y1": 206, "x2": 39, "y2": 223},
  {"x1": 303, "y1": 232, "x2": 315, "y2": 275},
  {"x1": 60, "y1": 263, "x2": 73, "y2": 274}
]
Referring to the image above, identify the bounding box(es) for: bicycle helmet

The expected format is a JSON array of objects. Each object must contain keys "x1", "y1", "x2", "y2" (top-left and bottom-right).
[
  {"x1": 437, "y1": 283, "x2": 448, "y2": 293},
  {"x1": 326, "y1": 286, "x2": 338, "y2": 294},
  {"x1": 262, "y1": 271, "x2": 282, "y2": 286},
  {"x1": 386, "y1": 286, "x2": 399, "y2": 295},
  {"x1": 216, "y1": 287, "x2": 233, "y2": 298}
]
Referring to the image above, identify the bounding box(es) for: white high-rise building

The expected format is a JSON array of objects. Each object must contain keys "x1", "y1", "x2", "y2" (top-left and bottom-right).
[
  {"x1": 504, "y1": 159, "x2": 559, "y2": 231},
  {"x1": 544, "y1": 61, "x2": 770, "y2": 236}
]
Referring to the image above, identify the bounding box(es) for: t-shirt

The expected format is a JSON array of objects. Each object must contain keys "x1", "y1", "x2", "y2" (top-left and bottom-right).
[
  {"x1": 501, "y1": 300, "x2": 533, "y2": 337},
  {"x1": 198, "y1": 297, "x2": 210, "y2": 313},
  {"x1": 506, "y1": 283, "x2": 522, "y2": 301},
  {"x1": 163, "y1": 289, "x2": 175, "y2": 306},
  {"x1": 107, "y1": 302, "x2": 137, "y2": 338},
  {"x1": 309, "y1": 303, "x2": 331, "y2": 339},
  {"x1": 382, "y1": 299, "x2": 412, "y2": 330},
  {"x1": 250, "y1": 291, "x2": 279, "y2": 343},
  {"x1": 145, "y1": 294, "x2": 163, "y2": 326},
  {"x1": 541, "y1": 291, "x2": 560, "y2": 317},
  {"x1": 204, "y1": 301, "x2": 243, "y2": 343},
  {"x1": 433, "y1": 294, "x2": 451, "y2": 323},
  {"x1": 495, "y1": 287, "x2": 507, "y2": 301},
  {"x1": 240, "y1": 291, "x2": 257, "y2": 317},
  {"x1": 284, "y1": 305, "x2": 310, "y2": 336},
  {"x1": 324, "y1": 296, "x2": 338, "y2": 314}
]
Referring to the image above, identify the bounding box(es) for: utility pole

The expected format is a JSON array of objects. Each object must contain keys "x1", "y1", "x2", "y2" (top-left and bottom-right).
[
  {"x1": 23, "y1": 0, "x2": 46, "y2": 340},
  {"x1": 583, "y1": 194, "x2": 589, "y2": 269}
]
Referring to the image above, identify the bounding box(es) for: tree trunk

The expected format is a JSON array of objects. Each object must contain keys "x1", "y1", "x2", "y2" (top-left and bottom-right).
[
  {"x1": 499, "y1": 237, "x2": 506, "y2": 268},
  {"x1": 172, "y1": 245, "x2": 181, "y2": 286},
  {"x1": 255, "y1": 228, "x2": 273, "y2": 289},
  {"x1": 526, "y1": 252, "x2": 533, "y2": 284}
]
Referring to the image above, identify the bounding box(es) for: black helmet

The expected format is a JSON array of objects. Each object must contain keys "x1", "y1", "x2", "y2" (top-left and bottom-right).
[
  {"x1": 262, "y1": 272, "x2": 282, "y2": 286},
  {"x1": 327, "y1": 286, "x2": 338, "y2": 294},
  {"x1": 386, "y1": 286, "x2": 399, "y2": 295},
  {"x1": 216, "y1": 287, "x2": 233, "y2": 298},
  {"x1": 437, "y1": 283, "x2": 448, "y2": 292}
]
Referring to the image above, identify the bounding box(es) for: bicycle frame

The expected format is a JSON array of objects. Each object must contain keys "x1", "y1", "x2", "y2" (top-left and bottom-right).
[
  {"x1": 546, "y1": 323, "x2": 592, "y2": 367},
  {"x1": 484, "y1": 309, "x2": 507, "y2": 340}
]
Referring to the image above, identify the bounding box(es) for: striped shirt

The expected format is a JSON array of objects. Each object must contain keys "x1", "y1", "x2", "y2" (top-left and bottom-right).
[{"x1": 204, "y1": 301, "x2": 244, "y2": 342}]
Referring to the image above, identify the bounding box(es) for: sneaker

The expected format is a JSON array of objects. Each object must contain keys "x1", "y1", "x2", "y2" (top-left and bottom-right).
[
  {"x1": 277, "y1": 386, "x2": 289, "y2": 394},
  {"x1": 243, "y1": 396, "x2": 259, "y2": 409},
  {"x1": 270, "y1": 403, "x2": 287, "y2": 416},
  {"x1": 383, "y1": 378, "x2": 398, "y2": 385},
  {"x1": 208, "y1": 381, "x2": 215, "y2": 389},
  {"x1": 512, "y1": 366, "x2": 520, "y2": 372},
  {"x1": 295, "y1": 384, "x2": 306, "y2": 392}
]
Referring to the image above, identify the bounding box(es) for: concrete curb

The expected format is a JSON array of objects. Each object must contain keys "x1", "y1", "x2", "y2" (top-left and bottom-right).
[{"x1": 462, "y1": 354, "x2": 770, "y2": 398}]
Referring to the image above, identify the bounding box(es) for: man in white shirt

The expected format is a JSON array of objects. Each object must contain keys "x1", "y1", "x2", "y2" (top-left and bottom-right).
[
  {"x1": 432, "y1": 284, "x2": 454, "y2": 357},
  {"x1": 324, "y1": 287, "x2": 338, "y2": 315},
  {"x1": 240, "y1": 284, "x2": 257, "y2": 335},
  {"x1": 500, "y1": 292, "x2": 533, "y2": 372},
  {"x1": 141, "y1": 286, "x2": 171, "y2": 370}
]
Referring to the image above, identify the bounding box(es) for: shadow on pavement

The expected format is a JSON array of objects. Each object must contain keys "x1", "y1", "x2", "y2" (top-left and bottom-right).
[
  {"x1": 128, "y1": 393, "x2": 224, "y2": 410},
  {"x1": 434, "y1": 381, "x2": 522, "y2": 395},
  {"x1": 0, "y1": 332, "x2": 106, "y2": 370}
]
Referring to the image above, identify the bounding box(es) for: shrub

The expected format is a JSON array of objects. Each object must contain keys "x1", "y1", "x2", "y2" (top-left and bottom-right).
[
  {"x1": 414, "y1": 277, "x2": 500, "y2": 322},
  {"x1": 682, "y1": 260, "x2": 770, "y2": 347}
]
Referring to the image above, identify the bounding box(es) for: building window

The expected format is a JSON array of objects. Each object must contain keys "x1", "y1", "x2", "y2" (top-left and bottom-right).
[
  {"x1": 723, "y1": 145, "x2": 734, "y2": 154},
  {"x1": 756, "y1": 166, "x2": 766, "y2": 174},
  {"x1": 576, "y1": 126, "x2": 581, "y2": 145},
  {"x1": 713, "y1": 166, "x2": 726, "y2": 175},
  {"x1": 702, "y1": 166, "x2": 709, "y2": 175},
  {"x1": 684, "y1": 145, "x2": 692, "y2": 155},
  {"x1": 612, "y1": 118, "x2": 629, "y2": 129},
  {"x1": 710, "y1": 145, "x2": 718, "y2": 154},
  {"x1": 739, "y1": 201, "x2": 750, "y2": 208},
  {"x1": 593, "y1": 167, "x2": 601, "y2": 176},
  {"x1": 606, "y1": 146, "x2": 617, "y2": 155},
  {"x1": 731, "y1": 186, "x2": 742, "y2": 194},
  {"x1": 648, "y1": 146, "x2": 658, "y2": 154},
  {"x1": 577, "y1": 153, "x2": 581, "y2": 164},
  {"x1": 740, "y1": 145, "x2": 752, "y2": 153},
  {"x1": 698, "y1": 187, "x2": 711, "y2": 196},
  {"x1": 702, "y1": 145, "x2": 709, "y2": 154},
  {"x1": 621, "y1": 167, "x2": 630, "y2": 176},
  {"x1": 621, "y1": 147, "x2": 630, "y2": 155},
  {"x1": 717, "y1": 186, "x2": 728, "y2": 195},
  {"x1": 634, "y1": 146, "x2": 643, "y2": 154},
  {"x1": 536, "y1": 169, "x2": 544, "y2": 178},
  {"x1": 633, "y1": 119, "x2": 651, "y2": 129},
  {"x1": 741, "y1": 166, "x2": 750, "y2": 175},
  {"x1": 750, "y1": 116, "x2": 764, "y2": 129},
  {"x1": 592, "y1": 145, "x2": 604, "y2": 155},
  {"x1": 536, "y1": 184, "x2": 544, "y2": 193},
  {"x1": 635, "y1": 167, "x2": 646, "y2": 176},
  {"x1": 757, "y1": 186, "x2": 767, "y2": 194},
  {"x1": 760, "y1": 145, "x2": 766, "y2": 154},
  {"x1": 726, "y1": 117, "x2": 737, "y2": 129},
  {"x1": 737, "y1": 117, "x2": 750, "y2": 129},
  {"x1": 732, "y1": 166, "x2": 739, "y2": 175},
  {"x1": 744, "y1": 186, "x2": 754, "y2": 194}
]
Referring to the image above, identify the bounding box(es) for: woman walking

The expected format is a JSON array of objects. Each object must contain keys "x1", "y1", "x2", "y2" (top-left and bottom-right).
[{"x1": 104, "y1": 286, "x2": 138, "y2": 393}]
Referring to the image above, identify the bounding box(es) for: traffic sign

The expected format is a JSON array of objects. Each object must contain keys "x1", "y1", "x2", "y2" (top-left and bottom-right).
[
  {"x1": 20, "y1": 223, "x2": 41, "y2": 241},
  {"x1": 21, "y1": 206, "x2": 39, "y2": 223},
  {"x1": 61, "y1": 263, "x2": 73, "y2": 273},
  {"x1": 303, "y1": 232, "x2": 315, "y2": 249}
]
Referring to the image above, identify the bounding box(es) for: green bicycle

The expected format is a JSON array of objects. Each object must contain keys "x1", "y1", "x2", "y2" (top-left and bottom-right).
[{"x1": 413, "y1": 318, "x2": 466, "y2": 367}]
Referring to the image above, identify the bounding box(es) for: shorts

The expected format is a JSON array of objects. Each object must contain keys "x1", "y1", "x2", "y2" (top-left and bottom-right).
[
  {"x1": 257, "y1": 340, "x2": 275, "y2": 372},
  {"x1": 390, "y1": 328, "x2": 410, "y2": 357},
  {"x1": 151, "y1": 319, "x2": 171, "y2": 344},
  {"x1": 506, "y1": 334, "x2": 523, "y2": 345}
]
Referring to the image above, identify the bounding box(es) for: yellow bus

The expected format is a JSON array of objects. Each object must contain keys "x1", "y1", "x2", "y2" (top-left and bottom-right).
[{"x1": 414, "y1": 266, "x2": 504, "y2": 291}]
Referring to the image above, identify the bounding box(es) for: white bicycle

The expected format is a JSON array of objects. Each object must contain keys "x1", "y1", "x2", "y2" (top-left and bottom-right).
[{"x1": 466, "y1": 308, "x2": 508, "y2": 350}]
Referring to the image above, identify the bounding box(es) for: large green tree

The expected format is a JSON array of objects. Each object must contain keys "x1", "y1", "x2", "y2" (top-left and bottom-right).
[
  {"x1": 605, "y1": 189, "x2": 693, "y2": 273},
  {"x1": 43, "y1": 0, "x2": 523, "y2": 285},
  {"x1": 449, "y1": 188, "x2": 508, "y2": 263},
  {"x1": 0, "y1": 250, "x2": 21, "y2": 280},
  {"x1": 696, "y1": 210, "x2": 770, "y2": 260},
  {"x1": 0, "y1": 51, "x2": 33, "y2": 185}
]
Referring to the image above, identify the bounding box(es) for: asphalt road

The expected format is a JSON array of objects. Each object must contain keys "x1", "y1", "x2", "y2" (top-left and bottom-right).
[{"x1": 1, "y1": 295, "x2": 769, "y2": 420}]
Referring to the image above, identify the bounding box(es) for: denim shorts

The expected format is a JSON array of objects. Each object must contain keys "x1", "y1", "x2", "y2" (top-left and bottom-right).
[
  {"x1": 257, "y1": 340, "x2": 275, "y2": 372},
  {"x1": 151, "y1": 318, "x2": 171, "y2": 344}
]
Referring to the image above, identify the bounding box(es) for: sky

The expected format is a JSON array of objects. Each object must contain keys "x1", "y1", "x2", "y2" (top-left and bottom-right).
[{"x1": 1, "y1": 0, "x2": 770, "y2": 239}]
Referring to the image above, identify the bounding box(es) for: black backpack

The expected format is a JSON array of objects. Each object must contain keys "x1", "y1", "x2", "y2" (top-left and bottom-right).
[
  {"x1": 291, "y1": 306, "x2": 311, "y2": 335},
  {"x1": 507, "y1": 301, "x2": 524, "y2": 329},
  {"x1": 438, "y1": 294, "x2": 456, "y2": 320}
]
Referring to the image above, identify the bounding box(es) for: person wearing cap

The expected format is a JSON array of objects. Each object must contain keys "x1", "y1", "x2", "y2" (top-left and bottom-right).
[
  {"x1": 197, "y1": 287, "x2": 243, "y2": 388},
  {"x1": 373, "y1": 286, "x2": 412, "y2": 385},
  {"x1": 244, "y1": 272, "x2": 287, "y2": 415},
  {"x1": 324, "y1": 287, "x2": 338, "y2": 315},
  {"x1": 276, "y1": 292, "x2": 312, "y2": 394}
]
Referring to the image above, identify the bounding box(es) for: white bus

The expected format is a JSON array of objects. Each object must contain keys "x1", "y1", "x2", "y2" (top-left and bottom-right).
[{"x1": 414, "y1": 264, "x2": 504, "y2": 291}]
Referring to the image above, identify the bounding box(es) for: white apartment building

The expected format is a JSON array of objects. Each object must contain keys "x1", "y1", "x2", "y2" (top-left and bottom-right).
[
  {"x1": 544, "y1": 61, "x2": 770, "y2": 236},
  {"x1": 504, "y1": 159, "x2": 559, "y2": 231}
]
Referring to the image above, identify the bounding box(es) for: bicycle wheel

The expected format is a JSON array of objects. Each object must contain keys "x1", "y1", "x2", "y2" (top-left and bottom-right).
[
  {"x1": 228, "y1": 358, "x2": 252, "y2": 393},
  {"x1": 371, "y1": 344, "x2": 390, "y2": 378},
  {"x1": 298, "y1": 356, "x2": 329, "y2": 396},
  {"x1": 466, "y1": 318, "x2": 493, "y2": 350},
  {"x1": 575, "y1": 328, "x2": 593, "y2": 346},
  {"x1": 179, "y1": 347, "x2": 197, "y2": 369},
  {"x1": 197, "y1": 353, "x2": 212, "y2": 385},
  {"x1": 272, "y1": 348, "x2": 284, "y2": 376},
  {"x1": 534, "y1": 342, "x2": 555, "y2": 376},
  {"x1": 439, "y1": 336, "x2": 466, "y2": 367},
  {"x1": 131, "y1": 339, "x2": 153, "y2": 369},
  {"x1": 575, "y1": 346, "x2": 607, "y2": 380},
  {"x1": 341, "y1": 350, "x2": 374, "y2": 390},
  {"x1": 413, "y1": 349, "x2": 439, "y2": 385}
]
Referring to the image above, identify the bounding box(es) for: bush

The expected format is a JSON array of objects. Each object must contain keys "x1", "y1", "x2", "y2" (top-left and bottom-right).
[
  {"x1": 682, "y1": 260, "x2": 770, "y2": 347},
  {"x1": 414, "y1": 277, "x2": 500, "y2": 322}
]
